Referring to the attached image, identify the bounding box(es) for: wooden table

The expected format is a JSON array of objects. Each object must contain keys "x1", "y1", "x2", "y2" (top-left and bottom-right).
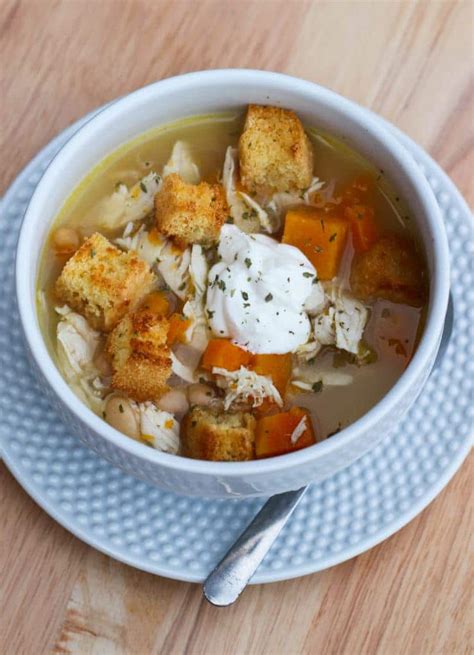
[{"x1": 1, "y1": 2, "x2": 472, "y2": 653}]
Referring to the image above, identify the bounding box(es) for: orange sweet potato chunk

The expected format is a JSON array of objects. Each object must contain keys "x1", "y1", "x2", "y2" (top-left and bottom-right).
[
  {"x1": 250, "y1": 353, "x2": 292, "y2": 396},
  {"x1": 141, "y1": 290, "x2": 171, "y2": 316},
  {"x1": 167, "y1": 313, "x2": 191, "y2": 345},
  {"x1": 256, "y1": 407, "x2": 316, "y2": 458},
  {"x1": 201, "y1": 339, "x2": 252, "y2": 371},
  {"x1": 282, "y1": 207, "x2": 349, "y2": 280}
]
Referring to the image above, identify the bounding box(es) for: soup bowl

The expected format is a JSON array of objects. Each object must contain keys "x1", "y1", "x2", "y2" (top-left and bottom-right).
[{"x1": 16, "y1": 70, "x2": 450, "y2": 498}]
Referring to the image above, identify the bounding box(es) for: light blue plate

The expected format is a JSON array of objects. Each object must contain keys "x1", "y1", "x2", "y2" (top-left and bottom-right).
[{"x1": 0, "y1": 109, "x2": 472, "y2": 583}]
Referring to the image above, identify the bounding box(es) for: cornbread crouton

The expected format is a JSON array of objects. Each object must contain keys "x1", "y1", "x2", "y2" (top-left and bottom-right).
[
  {"x1": 107, "y1": 310, "x2": 171, "y2": 401},
  {"x1": 55, "y1": 232, "x2": 155, "y2": 331},
  {"x1": 239, "y1": 104, "x2": 313, "y2": 194},
  {"x1": 181, "y1": 406, "x2": 256, "y2": 461},
  {"x1": 350, "y1": 235, "x2": 426, "y2": 306},
  {"x1": 154, "y1": 173, "x2": 228, "y2": 246}
]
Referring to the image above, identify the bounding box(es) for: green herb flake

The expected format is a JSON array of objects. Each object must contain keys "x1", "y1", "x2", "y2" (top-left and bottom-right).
[
  {"x1": 302, "y1": 272, "x2": 314, "y2": 278},
  {"x1": 329, "y1": 233, "x2": 337, "y2": 242},
  {"x1": 244, "y1": 258, "x2": 252, "y2": 268},
  {"x1": 312, "y1": 381, "x2": 323, "y2": 393},
  {"x1": 140, "y1": 181, "x2": 147, "y2": 193},
  {"x1": 218, "y1": 279, "x2": 226, "y2": 292},
  {"x1": 178, "y1": 282, "x2": 186, "y2": 291},
  {"x1": 207, "y1": 309, "x2": 215, "y2": 319},
  {"x1": 90, "y1": 249, "x2": 96, "y2": 258},
  {"x1": 241, "y1": 291, "x2": 249, "y2": 301},
  {"x1": 119, "y1": 404, "x2": 124, "y2": 413},
  {"x1": 265, "y1": 293, "x2": 273, "y2": 302}
]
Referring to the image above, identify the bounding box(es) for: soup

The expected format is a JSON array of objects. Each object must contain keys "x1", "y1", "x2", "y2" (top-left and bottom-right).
[{"x1": 37, "y1": 105, "x2": 427, "y2": 461}]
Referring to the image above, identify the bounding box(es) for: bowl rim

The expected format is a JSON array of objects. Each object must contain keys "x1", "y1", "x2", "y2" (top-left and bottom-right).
[{"x1": 15, "y1": 68, "x2": 450, "y2": 477}]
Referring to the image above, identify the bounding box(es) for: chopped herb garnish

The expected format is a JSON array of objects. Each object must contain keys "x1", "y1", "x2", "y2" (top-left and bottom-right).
[
  {"x1": 230, "y1": 289, "x2": 236, "y2": 298},
  {"x1": 217, "y1": 279, "x2": 226, "y2": 292},
  {"x1": 243, "y1": 303, "x2": 250, "y2": 308},
  {"x1": 312, "y1": 381, "x2": 323, "y2": 393},
  {"x1": 244, "y1": 257, "x2": 252, "y2": 268},
  {"x1": 314, "y1": 245, "x2": 324, "y2": 254},
  {"x1": 140, "y1": 181, "x2": 147, "y2": 193},
  {"x1": 265, "y1": 293, "x2": 273, "y2": 302},
  {"x1": 312, "y1": 277, "x2": 320, "y2": 285},
  {"x1": 207, "y1": 309, "x2": 215, "y2": 319},
  {"x1": 320, "y1": 219, "x2": 325, "y2": 232},
  {"x1": 90, "y1": 249, "x2": 96, "y2": 258},
  {"x1": 119, "y1": 404, "x2": 124, "y2": 413},
  {"x1": 178, "y1": 282, "x2": 186, "y2": 291},
  {"x1": 241, "y1": 291, "x2": 249, "y2": 301},
  {"x1": 303, "y1": 272, "x2": 314, "y2": 278},
  {"x1": 329, "y1": 233, "x2": 337, "y2": 242}
]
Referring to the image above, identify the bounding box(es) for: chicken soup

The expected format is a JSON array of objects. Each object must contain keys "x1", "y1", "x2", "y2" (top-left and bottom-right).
[{"x1": 37, "y1": 105, "x2": 427, "y2": 461}]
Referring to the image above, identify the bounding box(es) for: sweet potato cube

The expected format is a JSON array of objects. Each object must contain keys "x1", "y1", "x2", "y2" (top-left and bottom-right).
[
  {"x1": 250, "y1": 353, "x2": 292, "y2": 396},
  {"x1": 344, "y1": 204, "x2": 378, "y2": 253},
  {"x1": 282, "y1": 207, "x2": 349, "y2": 280},
  {"x1": 255, "y1": 407, "x2": 316, "y2": 458},
  {"x1": 201, "y1": 339, "x2": 252, "y2": 371},
  {"x1": 167, "y1": 313, "x2": 192, "y2": 345}
]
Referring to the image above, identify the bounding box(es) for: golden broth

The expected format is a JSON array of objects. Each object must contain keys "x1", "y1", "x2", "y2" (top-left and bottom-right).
[{"x1": 38, "y1": 112, "x2": 426, "y2": 440}]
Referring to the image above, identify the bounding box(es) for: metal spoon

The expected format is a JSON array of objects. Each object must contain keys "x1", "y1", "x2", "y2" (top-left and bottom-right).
[{"x1": 203, "y1": 295, "x2": 454, "y2": 607}]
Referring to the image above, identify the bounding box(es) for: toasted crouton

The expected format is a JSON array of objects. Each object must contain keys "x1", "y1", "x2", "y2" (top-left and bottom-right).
[
  {"x1": 55, "y1": 233, "x2": 155, "y2": 331},
  {"x1": 107, "y1": 310, "x2": 171, "y2": 401},
  {"x1": 155, "y1": 173, "x2": 228, "y2": 246},
  {"x1": 350, "y1": 235, "x2": 427, "y2": 306},
  {"x1": 239, "y1": 104, "x2": 313, "y2": 194},
  {"x1": 181, "y1": 406, "x2": 256, "y2": 461}
]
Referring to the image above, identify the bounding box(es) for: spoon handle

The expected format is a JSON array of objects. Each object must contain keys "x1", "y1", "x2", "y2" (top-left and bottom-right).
[{"x1": 203, "y1": 486, "x2": 307, "y2": 606}]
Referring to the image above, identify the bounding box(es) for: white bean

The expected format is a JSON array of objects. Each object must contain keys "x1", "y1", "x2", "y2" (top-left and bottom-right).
[
  {"x1": 157, "y1": 389, "x2": 189, "y2": 416},
  {"x1": 187, "y1": 383, "x2": 217, "y2": 407},
  {"x1": 104, "y1": 396, "x2": 140, "y2": 439},
  {"x1": 53, "y1": 227, "x2": 80, "y2": 254}
]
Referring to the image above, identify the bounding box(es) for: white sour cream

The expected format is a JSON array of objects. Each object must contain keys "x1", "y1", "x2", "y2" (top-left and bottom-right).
[{"x1": 205, "y1": 225, "x2": 322, "y2": 354}]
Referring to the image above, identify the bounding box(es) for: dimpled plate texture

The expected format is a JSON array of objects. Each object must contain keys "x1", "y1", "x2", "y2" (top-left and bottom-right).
[{"x1": 0, "y1": 109, "x2": 472, "y2": 583}]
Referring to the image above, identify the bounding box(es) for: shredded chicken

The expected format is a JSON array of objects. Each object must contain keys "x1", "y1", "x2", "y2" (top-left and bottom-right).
[
  {"x1": 55, "y1": 306, "x2": 105, "y2": 411},
  {"x1": 290, "y1": 415, "x2": 308, "y2": 444},
  {"x1": 222, "y1": 147, "x2": 261, "y2": 233},
  {"x1": 137, "y1": 402, "x2": 180, "y2": 453},
  {"x1": 313, "y1": 285, "x2": 368, "y2": 354},
  {"x1": 213, "y1": 365, "x2": 282, "y2": 410},
  {"x1": 162, "y1": 141, "x2": 200, "y2": 184},
  {"x1": 96, "y1": 172, "x2": 162, "y2": 230}
]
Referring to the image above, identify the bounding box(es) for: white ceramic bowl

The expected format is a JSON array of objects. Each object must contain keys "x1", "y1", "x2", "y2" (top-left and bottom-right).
[{"x1": 16, "y1": 70, "x2": 450, "y2": 498}]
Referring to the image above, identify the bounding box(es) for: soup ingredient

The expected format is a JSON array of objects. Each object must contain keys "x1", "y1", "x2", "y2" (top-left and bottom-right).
[
  {"x1": 213, "y1": 365, "x2": 283, "y2": 410},
  {"x1": 350, "y1": 234, "x2": 426, "y2": 306},
  {"x1": 97, "y1": 172, "x2": 162, "y2": 231},
  {"x1": 162, "y1": 140, "x2": 200, "y2": 184},
  {"x1": 155, "y1": 173, "x2": 228, "y2": 246},
  {"x1": 55, "y1": 232, "x2": 155, "y2": 331},
  {"x1": 255, "y1": 407, "x2": 316, "y2": 458},
  {"x1": 56, "y1": 305, "x2": 104, "y2": 409},
  {"x1": 312, "y1": 285, "x2": 368, "y2": 354},
  {"x1": 201, "y1": 338, "x2": 252, "y2": 372},
  {"x1": 139, "y1": 403, "x2": 180, "y2": 453},
  {"x1": 282, "y1": 207, "x2": 349, "y2": 280},
  {"x1": 140, "y1": 290, "x2": 174, "y2": 317},
  {"x1": 107, "y1": 310, "x2": 171, "y2": 401},
  {"x1": 187, "y1": 383, "x2": 218, "y2": 407},
  {"x1": 250, "y1": 353, "x2": 292, "y2": 397},
  {"x1": 344, "y1": 204, "x2": 378, "y2": 253},
  {"x1": 182, "y1": 406, "x2": 256, "y2": 461},
  {"x1": 167, "y1": 313, "x2": 192, "y2": 345},
  {"x1": 206, "y1": 225, "x2": 321, "y2": 354},
  {"x1": 239, "y1": 104, "x2": 313, "y2": 194},
  {"x1": 265, "y1": 176, "x2": 326, "y2": 217},
  {"x1": 104, "y1": 395, "x2": 180, "y2": 453},
  {"x1": 222, "y1": 146, "x2": 261, "y2": 233},
  {"x1": 182, "y1": 244, "x2": 210, "y2": 354},
  {"x1": 104, "y1": 395, "x2": 140, "y2": 439},
  {"x1": 156, "y1": 388, "x2": 189, "y2": 417},
  {"x1": 52, "y1": 227, "x2": 80, "y2": 255}
]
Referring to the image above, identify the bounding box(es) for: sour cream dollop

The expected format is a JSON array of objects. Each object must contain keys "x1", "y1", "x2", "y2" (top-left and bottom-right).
[{"x1": 205, "y1": 225, "x2": 322, "y2": 354}]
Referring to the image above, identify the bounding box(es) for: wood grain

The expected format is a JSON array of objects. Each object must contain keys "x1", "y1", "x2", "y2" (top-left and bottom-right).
[{"x1": 1, "y1": 1, "x2": 472, "y2": 654}]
